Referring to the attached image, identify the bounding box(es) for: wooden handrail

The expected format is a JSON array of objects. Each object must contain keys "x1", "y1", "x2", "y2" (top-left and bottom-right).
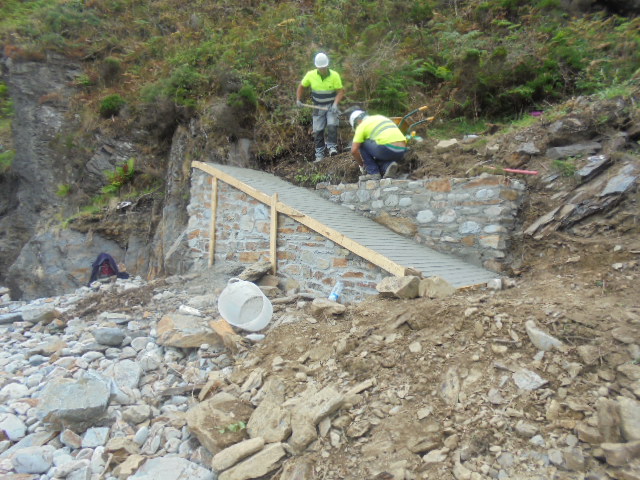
[{"x1": 192, "y1": 161, "x2": 408, "y2": 277}]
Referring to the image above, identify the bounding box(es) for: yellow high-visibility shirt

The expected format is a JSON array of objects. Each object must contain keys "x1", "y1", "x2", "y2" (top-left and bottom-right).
[
  {"x1": 300, "y1": 69, "x2": 343, "y2": 106},
  {"x1": 353, "y1": 115, "x2": 406, "y2": 145}
]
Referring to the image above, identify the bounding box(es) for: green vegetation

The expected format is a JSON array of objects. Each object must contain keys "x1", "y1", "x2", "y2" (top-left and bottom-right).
[
  {"x1": 597, "y1": 84, "x2": 633, "y2": 100},
  {"x1": 0, "y1": 0, "x2": 638, "y2": 161},
  {"x1": 102, "y1": 157, "x2": 136, "y2": 195},
  {"x1": 99, "y1": 94, "x2": 126, "y2": 118},
  {"x1": 0, "y1": 82, "x2": 14, "y2": 162},
  {"x1": 100, "y1": 57, "x2": 121, "y2": 85},
  {"x1": 228, "y1": 83, "x2": 258, "y2": 110},
  {"x1": 553, "y1": 158, "x2": 578, "y2": 177},
  {"x1": 0, "y1": 82, "x2": 12, "y2": 118},
  {"x1": 0, "y1": 150, "x2": 15, "y2": 173},
  {"x1": 56, "y1": 184, "x2": 71, "y2": 197},
  {"x1": 75, "y1": 74, "x2": 94, "y2": 88},
  {"x1": 217, "y1": 421, "x2": 246, "y2": 434},
  {"x1": 426, "y1": 118, "x2": 488, "y2": 140},
  {"x1": 294, "y1": 170, "x2": 330, "y2": 187}
]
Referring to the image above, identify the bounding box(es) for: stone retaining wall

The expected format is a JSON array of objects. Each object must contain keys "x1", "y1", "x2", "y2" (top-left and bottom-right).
[
  {"x1": 316, "y1": 175, "x2": 526, "y2": 271},
  {"x1": 186, "y1": 169, "x2": 387, "y2": 302}
]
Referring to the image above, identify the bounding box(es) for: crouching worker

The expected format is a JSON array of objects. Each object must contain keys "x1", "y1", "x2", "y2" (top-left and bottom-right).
[{"x1": 349, "y1": 109, "x2": 407, "y2": 180}]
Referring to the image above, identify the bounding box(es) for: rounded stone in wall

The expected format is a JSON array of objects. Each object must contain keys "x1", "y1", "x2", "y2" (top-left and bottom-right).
[
  {"x1": 459, "y1": 221, "x2": 481, "y2": 234},
  {"x1": 485, "y1": 205, "x2": 504, "y2": 217},
  {"x1": 357, "y1": 190, "x2": 371, "y2": 202},
  {"x1": 384, "y1": 195, "x2": 399, "y2": 207},
  {"x1": 417, "y1": 210, "x2": 435, "y2": 224},
  {"x1": 438, "y1": 209, "x2": 457, "y2": 223},
  {"x1": 475, "y1": 189, "x2": 498, "y2": 200},
  {"x1": 483, "y1": 224, "x2": 507, "y2": 233},
  {"x1": 254, "y1": 204, "x2": 269, "y2": 220}
]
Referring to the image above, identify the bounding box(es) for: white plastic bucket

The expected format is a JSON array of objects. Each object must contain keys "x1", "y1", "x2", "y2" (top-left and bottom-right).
[{"x1": 217, "y1": 278, "x2": 273, "y2": 332}]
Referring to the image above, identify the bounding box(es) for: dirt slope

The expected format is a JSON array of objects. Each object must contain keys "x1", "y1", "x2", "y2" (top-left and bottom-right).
[
  {"x1": 231, "y1": 90, "x2": 640, "y2": 478},
  {"x1": 62, "y1": 90, "x2": 639, "y2": 479}
]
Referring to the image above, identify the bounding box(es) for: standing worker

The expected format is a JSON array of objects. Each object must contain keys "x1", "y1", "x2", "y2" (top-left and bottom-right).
[
  {"x1": 296, "y1": 52, "x2": 345, "y2": 162},
  {"x1": 349, "y1": 109, "x2": 407, "y2": 180}
]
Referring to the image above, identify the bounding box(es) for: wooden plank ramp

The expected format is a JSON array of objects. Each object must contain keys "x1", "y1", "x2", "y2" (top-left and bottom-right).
[{"x1": 194, "y1": 162, "x2": 498, "y2": 288}]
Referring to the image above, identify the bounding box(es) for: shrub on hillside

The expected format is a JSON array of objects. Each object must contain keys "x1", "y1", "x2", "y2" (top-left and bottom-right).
[
  {"x1": 228, "y1": 83, "x2": 257, "y2": 110},
  {"x1": 100, "y1": 57, "x2": 121, "y2": 86},
  {"x1": 99, "y1": 94, "x2": 126, "y2": 118}
]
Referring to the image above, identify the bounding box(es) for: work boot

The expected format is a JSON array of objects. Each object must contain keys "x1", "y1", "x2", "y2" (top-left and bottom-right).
[
  {"x1": 383, "y1": 162, "x2": 399, "y2": 179},
  {"x1": 314, "y1": 155, "x2": 324, "y2": 163},
  {"x1": 328, "y1": 147, "x2": 338, "y2": 156}
]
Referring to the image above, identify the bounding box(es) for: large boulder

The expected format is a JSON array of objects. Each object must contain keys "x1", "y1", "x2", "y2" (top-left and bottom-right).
[
  {"x1": 247, "y1": 377, "x2": 291, "y2": 443},
  {"x1": 157, "y1": 313, "x2": 223, "y2": 348},
  {"x1": 35, "y1": 376, "x2": 110, "y2": 429},
  {"x1": 130, "y1": 457, "x2": 214, "y2": 480},
  {"x1": 185, "y1": 392, "x2": 254, "y2": 455},
  {"x1": 7, "y1": 229, "x2": 126, "y2": 300}
]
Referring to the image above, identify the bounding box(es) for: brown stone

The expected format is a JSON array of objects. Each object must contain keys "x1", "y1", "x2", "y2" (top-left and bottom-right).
[
  {"x1": 576, "y1": 345, "x2": 601, "y2": 365},
  {"x1": 185, "y1": 392, "x2": 254, "y2": 455},
  {"x1": 505, "y1": 153, "x2": 527, "y2": 167},
  {"x1": 113, "y1": 455, "x2": 145, "y2": 479},
  {"x1": 106, "y1": 437, "x2": 142, "y2": 463},
  {"x1": 343, "y1": 271, "x2": 364, "y2": 278},
  {"x1": 419, "y1": 277, "x2": 456, "y2": 299},
  {"x1": 483, "y1": 259, "x2": 505, "y2": 272},
  {"x1": 218, "y1": 443, "x2": 286, "y2": 480},
  {"x1": 479, "y1": 235, "x2": 503, "y2": 249},
  {"x1": 157, "y1": 314, "x2": 223, "y2": 348},
  {"x1": 601, "y1": 441, "x2": 640, "y2": 467},
  {"x1": 376, "y1": 276, "x2": 420, "y2": 299},
  {"x1": 211, "y1": 437, "x2": 265, "y2": 472},
  {"x1": 310, "y1": 298, "x2": 346, "y2": 316},
  {"x1": 498, "y1": 189, "x2": 519, "y2": 201},
  {"x1": 333, "y1": 258, "x2": 348, "y2": 267},
  {"x1": 576, "y1": 422, "x2": 603, "y2": 445},
  {"x1": 426, "y1": 179, "x2": 452, "y2": 192},
  {"x1": 461, "y1": 235, "x2": 475, "y2": 246},
  {"x1": 407, "y1": 434, "x2": 442, "y2": 454},
  {"x1": 247, "y1": 378, "x2": 291, "y2": 443},
  {"x1": 374, "y1": 211, "x2": 418, "y2": 237},
  {"x1": 239, "y1": 252, "x2": 261, "y2": 263},
  {"x1": 288, "y1": 387, "x2": 345, "y2": 454},
  {"x1": 597, "y1": 398, "x2": 623, "y2": 443},
  {"x1": 280, "y1": 459, "x2": 314, "y2": 480},
  {"x1": 463, "y1": 176, "x2": 504, "y2": 188}
]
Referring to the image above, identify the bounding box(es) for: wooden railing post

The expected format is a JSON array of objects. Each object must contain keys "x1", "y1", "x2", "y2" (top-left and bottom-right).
[
  {"x1": 270, "y1": 193, "x2": 278, "y2": 274},
  {"x1": 208, "y1": 177, "x2": 218, "y2": 267}
]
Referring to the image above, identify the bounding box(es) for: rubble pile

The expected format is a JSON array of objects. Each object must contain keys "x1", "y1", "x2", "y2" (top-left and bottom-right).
[{"x1": 0, "y1": 249, "x2": 638, "y2": 480}]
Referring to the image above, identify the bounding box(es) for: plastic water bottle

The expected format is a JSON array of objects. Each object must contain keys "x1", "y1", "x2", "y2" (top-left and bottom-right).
[{"x1": 328, "y1": 281, "x2": 344, "y2": 302}]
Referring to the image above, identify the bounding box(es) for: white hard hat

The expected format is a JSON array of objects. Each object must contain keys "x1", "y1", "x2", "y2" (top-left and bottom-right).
[
  {"x1": 349, "y1": 110, "x2": 366, "y2": 128},
  {"x1": 314, "y1": 52, "x2": 329, "y2": 68}
]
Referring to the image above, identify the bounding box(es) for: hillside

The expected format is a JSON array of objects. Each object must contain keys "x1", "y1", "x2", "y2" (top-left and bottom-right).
[
  {"x1": 0, "y1": 1, "x2": 639, "y2": 479},
  {"x1": 0, "y1": 86, "x2": 638, "y2": 479}
]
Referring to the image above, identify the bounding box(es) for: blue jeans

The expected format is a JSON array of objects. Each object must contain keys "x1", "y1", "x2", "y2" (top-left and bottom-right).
[{"x1": 360, "y1": 140, "x2": 407, "y2": 175}]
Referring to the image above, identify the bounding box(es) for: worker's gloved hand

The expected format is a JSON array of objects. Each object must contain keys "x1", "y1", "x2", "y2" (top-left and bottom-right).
[
  {"x1": 329, "y1": 103, "x2": 339, "y2": 114},
  {"x1": 359, "y1": 165, "x2": 366, "y2": 174},
  {"x1": 296, "y1": 100, "x2": 304, "y2": 108}
]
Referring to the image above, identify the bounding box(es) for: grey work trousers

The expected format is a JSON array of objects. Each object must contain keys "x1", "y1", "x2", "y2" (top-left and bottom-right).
[{"x1": 312, "y1": 108, "x2": 339, "y2": 159}]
